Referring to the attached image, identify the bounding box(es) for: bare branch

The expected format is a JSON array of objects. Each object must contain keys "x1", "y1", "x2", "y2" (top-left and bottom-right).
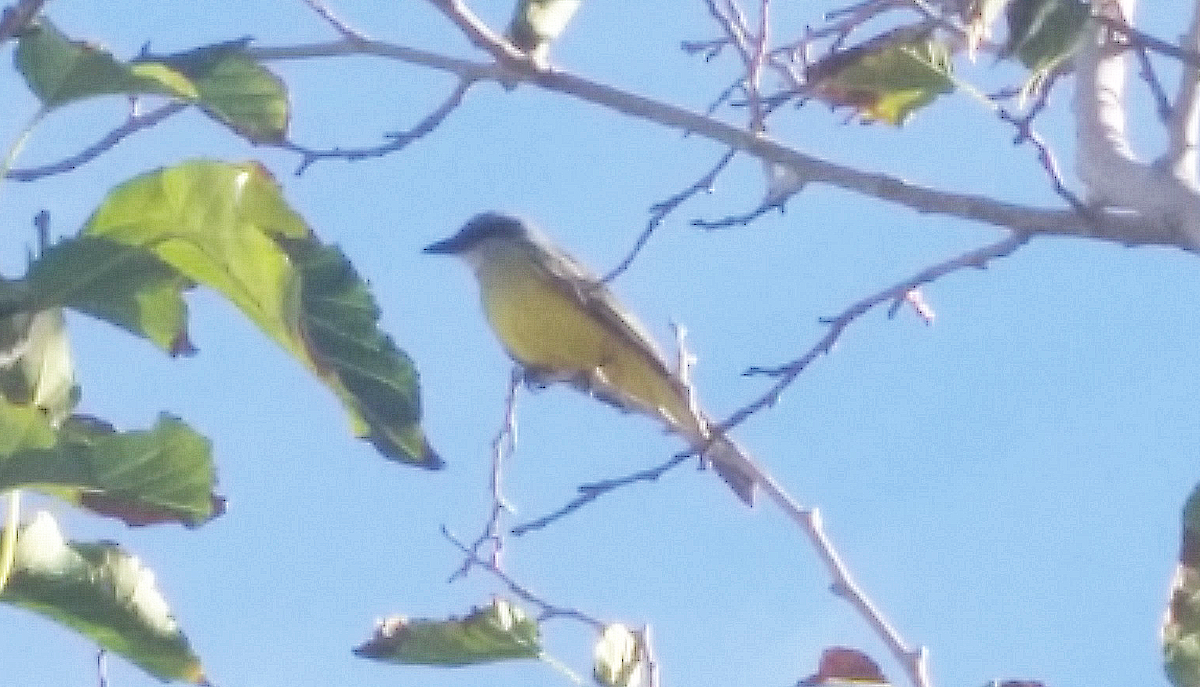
[
  {"x1": 288, "y1": 77, "x2": 474, "y2": 174},
  {"x1": 247, "y1": 39, "x2": 1189, "y2": 248},
  {"x1": 510, "y1": 452, "x2": 692, "y2": 536},
  {"x1": 424, "y1": 0, "x2": 527, "y2": 66},
  {"x1": 1163, "y1": 0, "x2": 1200, "y2": 181},
  {"x1": 732, "y1": 232, "x2": 1030, "y2": 413},
  {"x1": 300, "y1": 0, "x2": 368, "y2": 41},
  {"x1": 7, "y1": 102, "x2": 188, "y2": 182},
  {"x1": 442, "y1": 526, "x2": 606, "y2": 628},
  {"x1": 602, "y1": 148, "x2": 738, "y2": 283},
  {"x1": 448, "y1": 369, "x2": 521, "y2": 581},
  {"x1": 1095, "y1": 14, "x2": 1200, "y2": 68}
]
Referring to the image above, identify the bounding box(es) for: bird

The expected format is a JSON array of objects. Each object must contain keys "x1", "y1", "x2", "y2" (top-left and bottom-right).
[{"x1": 423, "y1": 212, "x2": 759, "y2": 505}]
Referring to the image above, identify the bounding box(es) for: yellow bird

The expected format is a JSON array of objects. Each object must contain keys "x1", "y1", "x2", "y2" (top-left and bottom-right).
[{"x1": 424, "y1": 213, "x2": 759, "y2": 504}]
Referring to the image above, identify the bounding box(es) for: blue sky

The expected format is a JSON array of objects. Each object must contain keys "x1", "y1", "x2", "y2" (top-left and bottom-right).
[{"x1": 1, "y1": 2, "x2": 1197, "y2": 686}]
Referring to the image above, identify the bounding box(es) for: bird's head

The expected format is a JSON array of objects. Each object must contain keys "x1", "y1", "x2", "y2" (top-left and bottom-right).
[{"x1": 423, "y1": 213, "x2": 533, "y2": 256}]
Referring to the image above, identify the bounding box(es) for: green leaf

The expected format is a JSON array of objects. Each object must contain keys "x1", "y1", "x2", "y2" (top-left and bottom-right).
[
  {"x1": 78, "y1": 159, "x2": 439, "y2": 468},
  {"x1": 0, "y1": 408, "x2": 222, "y2": 527},
  {"x1": 26, "y1": 236, "x2": 194, "y2": 356},
  {"x1": 354, "y1": 598, "x2": 541, "y2": 666},
  {"x1": 0, "y1": 511, "x2": 206, "y2": 683},
  {"x1": 808, "y1": 37, "x2": 955, "y2": 126},
  {"x1": 139, "y1": 38, "x2": 289, "y2": 144},
  {"x1": 277, "y1": 237, "x2": 441, "y2": 468},
  {"x1": 1166, "y1": 483, "x2": 1200, "y2": 687},
  {"x1": 14, "y1": 17, "x2": 196, "y2": 109},
  {"x1": 1003, "y1": 0, "x2": 1089, "y2": 74}
]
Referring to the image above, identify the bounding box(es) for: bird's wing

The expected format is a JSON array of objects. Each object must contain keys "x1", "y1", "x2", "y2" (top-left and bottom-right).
[
  {"x1": 534, "y1": 236, "x2": 677, "y2": 375},
  {"x1": 527, "y1": 234, "x2": 701, "y2": 423},
  {"x1": 527, "y1": 233, "x2": 759, "y2": 506}
]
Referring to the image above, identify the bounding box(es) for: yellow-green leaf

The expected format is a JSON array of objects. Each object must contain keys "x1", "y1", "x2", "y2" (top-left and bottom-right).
[
  {"x1": 78, "y1": 160, "x2": 439, "y2": 468},
  {"x1": 0, "y1": 308, "x2": 77, "y2": 426},
  {"x1": 138, "y1": 38, "x2": 289, "y2": 144},
  {"x1": 808, "y1": 37, "x2": 955, "y2": 126}
]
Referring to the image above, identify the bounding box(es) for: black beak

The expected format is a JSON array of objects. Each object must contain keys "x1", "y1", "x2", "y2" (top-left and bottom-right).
[{"x1": 422, "y1": 236, "x2": 461, "y2": 255}]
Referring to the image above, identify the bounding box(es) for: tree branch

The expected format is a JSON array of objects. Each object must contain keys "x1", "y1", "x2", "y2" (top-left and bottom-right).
[
  {"x1": 6, "y1": 102, "x2": 188, "y2": 182},
  {"x1": 1163, "y1": 0, "x2": 1200, "y2": 182},
  {"x1": 248, "y1": 38, "x2": 1189, "y2": 249}
]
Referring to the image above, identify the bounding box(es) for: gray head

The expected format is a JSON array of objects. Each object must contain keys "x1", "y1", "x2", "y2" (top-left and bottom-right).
[{"x1": 423, "y1": 213, "x2": 534, "y2": 255}]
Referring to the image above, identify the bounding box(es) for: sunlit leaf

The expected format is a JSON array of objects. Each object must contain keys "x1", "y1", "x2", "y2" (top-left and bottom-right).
[
  {"x1": 0, "y1": 308, "x2": 77, "y2": 425},
  {"x1": 354, "y1": 598, "x2": 541, "y2": 665},
  {"x1": 140, "y1": 38, "x2": 289, "y2": 144},
  {"x1": 14, "y1": 17, "x2": 196, "y2": 108},
  {"x1": 0, "y1": 408, "x2": 222, "y2": 527},
  {"x1": 78, "y1": 160, "x2": 439, "y2": 468},
  {"x1": 594, "y1": 624, "x2": 646, "y2": 687},
  {"x1": 807, "y1": 37, "x2": 955, "y2": 126},
  {"x1": 0, "y1": 398, "x2": 55, "y2": 456},
  {"x1": 1165, "y1": 483, "x2": 1200, "y2": 687},
  {"x1": 0, "y1": 511, "x2": 207, "y2": 683}
]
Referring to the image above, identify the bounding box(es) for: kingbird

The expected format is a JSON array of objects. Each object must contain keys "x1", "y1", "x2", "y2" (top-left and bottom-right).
[{"x1": 424, "y1": 213, "x2": 759, "y2": 505}]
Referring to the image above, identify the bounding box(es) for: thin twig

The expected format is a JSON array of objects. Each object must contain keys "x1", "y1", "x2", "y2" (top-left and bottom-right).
[
  {"x1": 602, "y1": 148, "x2": 737, "y2": 283},
  {"x1": 1129, "y1": 33, "x2": 1173, "y2": 123},
  {"x1": 732, "y1": 232, "x2": 1030, "y2": 420},
  {"x1": 691, "y1": 196, "x2": 785, "y2": 229},
  {"x1": 288, "y1": 78, "x2": 474, "y2": 174},
  {"x1": 96, "y1": 650, "x2": 107, "y2": 687},
  {"x1": 448, "y1": 369, "x2": 521, "y2": 581},
  {"x1": 300, "y1": 0, "x2": 368, "y2": 41},
  {"x1": 511, "y1": 452, "x2": 692, "y2": 536},
  {"x1": 6, "y1": 102, "x2": 187, "y2": 182},
  {"x1": 443, "y1": 526, "x2": 605, "y2": 628},
  {"x1": 995, "y1": 107, "x2": 1090, "y2": 213}
]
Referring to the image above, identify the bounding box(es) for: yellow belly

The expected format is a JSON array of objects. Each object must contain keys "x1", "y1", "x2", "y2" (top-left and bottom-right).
[{"x1": 476, "y1": 256, "x2": 697, "y2": 432}]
